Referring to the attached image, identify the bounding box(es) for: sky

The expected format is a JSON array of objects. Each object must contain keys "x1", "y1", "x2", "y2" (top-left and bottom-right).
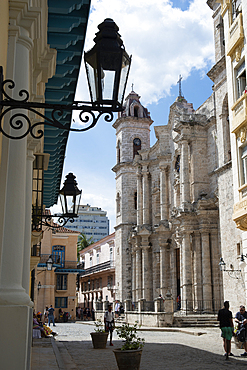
[{"x1": 53, "y1": 0, "x2": 216, "y2": 234}]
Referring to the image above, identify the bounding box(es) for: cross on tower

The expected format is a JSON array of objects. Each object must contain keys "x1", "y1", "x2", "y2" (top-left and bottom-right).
[
  {"x1": 177, "y1": 75, "x2": 183, "y2": 97},
  {"x1": 131, "y1": 83, "x2": 134, "y2": 91}
]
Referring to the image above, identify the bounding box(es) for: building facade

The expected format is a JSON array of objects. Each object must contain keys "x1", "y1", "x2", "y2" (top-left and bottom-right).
[
  {"x1": 0, "y1": 1, "x2": 90, "y2": 368},
  {"x1": 216, "y1": 0, "x2": 247, "y2": 296},
  {"x1": 66, "y1": 204, "x2": 110, "y2": 242},
  {"x1": 78, "y1": 232, "x2": 115, "y2": 309},
  {"x1": 112, "y1": 3, "x2": 246, "y2": 313},
  {"x1": 36, "y1": 224, "x2": 81, "y2": 321}
]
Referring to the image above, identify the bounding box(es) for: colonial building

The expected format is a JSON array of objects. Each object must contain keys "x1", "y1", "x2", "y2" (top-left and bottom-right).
[
  {"x1": 78, "y1": 232, "x2": 115, "y2": 309},
  {"x1": 36, "y1": 223, "x2": 81, "y2": 321},
  {"x1": 112, "y1": 0, "x2": 247, "y2": 314}
]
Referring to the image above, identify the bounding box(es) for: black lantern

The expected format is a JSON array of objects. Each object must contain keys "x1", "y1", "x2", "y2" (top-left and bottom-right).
[
  {"x1": 84, "y1": 18, "x2": 131, "y2": 109},
  {"x1": 46, "y1": 255, "x2": 53, "y2": 271},
  {"x1": 37, "y1": 281, "x2": 41, "y2": 293},
  {"x1": 59, "y1": 173, "x2": 82, "y2": 217},
  {"x1": 219, "y1": 257, "x2": 226, "y2": 271}
]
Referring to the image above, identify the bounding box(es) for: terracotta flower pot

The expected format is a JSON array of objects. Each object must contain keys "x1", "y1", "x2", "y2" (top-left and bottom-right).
[
  {"x1": 90, "y1": 332, "x2": 109, "y2": 349},
  {"x1": 113, "y1": 348, "x2": 143, "y2": 370}
]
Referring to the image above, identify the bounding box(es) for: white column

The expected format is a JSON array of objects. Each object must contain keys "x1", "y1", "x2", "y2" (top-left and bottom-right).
[
  {"x1": 142, "y1": 168, "x2": 149, "y2": 224},
  {"x1": 141, "y1": 237, "x2": 151, "y2": 300},
  {"x1": 210, "y1": 230, "x2": 222, "y2": 309},
  {"x1": 131, "y1": 247, "x2": 136, "y2": 302},
  {"x1": 193, "y1": 232, "x2": 203, "y2": 310},
  {"x1": 0, "y1": 28, "x2": 33, "y2": 306},
  {"x1": 0, "y1": 27, "x2": 34, "y2": 370},
  {"x1": 22, "y1": 148, "x2": 35, "y2": 293},
  {"x1": 181, "y1": 232, "x2": 193, "y2": 311},
  {"x1": 201, "y1": 231, "x2": 213, "y2": 311},
  {"x1": 160, "y1": 240, "x2": 170, "y2": 297},
  {"x1": 160, "y1": 165, "x2": 168, "y2": 221},
  {"x1": 180, "y1": 140, "x2": 190, "y2": 208},
  {"x1": 135, "y1": 247, "x2": 142, "y2": 300},
  {"x1": 137, "y1": 168, "x2": 142, "y2": 225}
]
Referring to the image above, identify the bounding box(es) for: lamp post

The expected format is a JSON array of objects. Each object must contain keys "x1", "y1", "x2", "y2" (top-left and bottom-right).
[
  {"x1": 0, "y1": 19, "x2": 131, "y2": 140},
  {"x1": 219, "y1": 257, "x2": 241, "y2": 279}
]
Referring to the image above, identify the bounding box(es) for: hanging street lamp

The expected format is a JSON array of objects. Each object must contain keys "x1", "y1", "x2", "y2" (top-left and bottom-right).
[{"x1": 0, "y1": 18, "x2": 131, "y2": 140}]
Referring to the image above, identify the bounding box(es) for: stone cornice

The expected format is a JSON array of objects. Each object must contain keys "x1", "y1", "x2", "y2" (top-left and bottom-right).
[
  {"x1": 112, "y1": 116, "x2": 153, "y2": 130},
  {"x1": 207, "y1": 55, "x2": 226, "y2": 83}
]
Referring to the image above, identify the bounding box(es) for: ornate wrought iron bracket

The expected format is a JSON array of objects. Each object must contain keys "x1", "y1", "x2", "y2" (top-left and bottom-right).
[
  {"x1": 0, "y1": 67, "x2": 122, "y2": 140},
  {"x1": 32, "y1": 213, "x2": 76, "y2": 232}
]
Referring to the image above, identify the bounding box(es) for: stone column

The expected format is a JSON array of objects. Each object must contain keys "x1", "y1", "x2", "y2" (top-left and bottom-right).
[
  {"x1": 160, "y1": 164, "x2": 169, "y2": 221},
  {"x1": 159, "y1": 239, "x2": 170, "y2": 297},
  {"x1": 142, "y1": 167, "x2": 149, "y2": 225},
  {"x1": 201, "y1": 231, "x2": 213, "y2": 311},
  {"x1": 210, "y1": 230, "x2": 222, "y2": 310},
  {"x1": 22, "y1": 148, "x2": 35, "y2": 293},
  {"x1": 181, "y1": 231, "x2": 193, "y2": 311},
  {"x1": 137, "y1": 168, "x2": 143, "y2": 226},
  {"x1": 135, "y1": 247, "x2": 142, "y2": 300},
  {"x1": 141, "y1": 238, "x2": 151, "y2": 300},
  {"x1": 193, "y1": 232, "x2": 203, "y2": 310},
  {"x1": 180, "y1": 140, "x2": 190, "y2": 208},
  {"x1": 131, "y1": 246, "x2": 136, "y2": 302}
]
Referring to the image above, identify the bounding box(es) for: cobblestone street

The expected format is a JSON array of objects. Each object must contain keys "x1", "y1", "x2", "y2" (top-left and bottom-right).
[{"x1": 32, "y1": 322, "x2": 247, "y2": 369}]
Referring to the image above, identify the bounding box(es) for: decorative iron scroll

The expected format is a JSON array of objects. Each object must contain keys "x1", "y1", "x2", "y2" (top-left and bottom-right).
[
  {"x1": 0, "y1": 68, "x2": 121, "y2": 140},
  {"x1": 32, "y1": 213, "x2": 76, "y2": 232}
]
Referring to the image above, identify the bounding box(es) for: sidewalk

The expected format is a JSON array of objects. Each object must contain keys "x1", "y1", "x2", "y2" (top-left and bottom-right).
[{"x1": 31, "y1": 324, "x2": 247, "y2": 370}]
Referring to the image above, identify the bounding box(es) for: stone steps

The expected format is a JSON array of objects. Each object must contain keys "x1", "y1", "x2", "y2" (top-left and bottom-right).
[{"x1": 173, "y1": 314, "x2": 219, "y2": 328}]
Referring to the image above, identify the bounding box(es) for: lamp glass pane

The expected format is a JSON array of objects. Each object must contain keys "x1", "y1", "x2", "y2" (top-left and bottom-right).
[
  {"x1": 118, "y1": 54, "x2": 130, "y2": 104},
  {"x1": 85, "y1": 61, "x2": 98, "y2": 102},
  {"x1": 101, "y1": 69, "x2": 116, "y2": 100}
]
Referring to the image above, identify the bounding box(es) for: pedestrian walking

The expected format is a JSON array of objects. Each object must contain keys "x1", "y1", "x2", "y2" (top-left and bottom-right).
[
  {"x1": 217, "y1": 301, "x2": 234, "y2": 360},
  {"x1": 235, "y1": 305, "x2": 247, "y2": 357},
  {"x1": 48, "y1": 304, "x2": 56, "y2": 327},
  {"x1": 104, "y1": 304, "x2": 114, "y2": 346}
]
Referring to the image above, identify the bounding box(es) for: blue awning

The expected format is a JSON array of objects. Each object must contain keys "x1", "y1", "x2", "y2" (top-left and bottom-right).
[{"x1": 43, "y1": 0, "x2": 91, "y2": 207}]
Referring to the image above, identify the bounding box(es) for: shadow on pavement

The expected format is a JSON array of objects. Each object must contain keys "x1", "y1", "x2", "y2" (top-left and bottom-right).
[{"x1": 57, "y1": 340, "x2": 247, "y2": 370}]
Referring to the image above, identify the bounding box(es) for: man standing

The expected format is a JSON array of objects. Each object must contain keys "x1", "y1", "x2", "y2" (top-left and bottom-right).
[
  {"x1": 104, "y1": 305, "x2": 114, "y2": 346},
  {"x1": 115, "y1": 300, "x2": 120, "y2": 318},
  {"x1": 235, "y1": 305, "x2": 247, "y2": 357},
  {"x1": 217, "y1": 301, "x2": 234, "y2": 360},
  {"x1": 48, "y1": 304, "x2": 56, "y2": 327}
]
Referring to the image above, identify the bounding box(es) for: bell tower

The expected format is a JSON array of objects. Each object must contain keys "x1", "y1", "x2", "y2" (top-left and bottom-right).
[{"x1": 112, "y1": 90, "x2": 153, "y2": 301}]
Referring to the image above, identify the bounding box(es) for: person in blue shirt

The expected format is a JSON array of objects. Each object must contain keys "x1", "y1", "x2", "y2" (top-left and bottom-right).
[
  {"x1": 235, "y1": 305, "x2": 247, "y2": 357},
  {"x1": 48, "y1": 304, "x2": 56, "y2": 327}
]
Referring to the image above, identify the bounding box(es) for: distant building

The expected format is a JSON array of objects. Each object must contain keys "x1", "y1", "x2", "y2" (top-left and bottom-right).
[
  {"x1": 36, "y1": 222, "x2": 82, "y2": 321},
  {"x1": 78, "y1": 233, "x2": 115, "y2": 309},
  {"x1": 66, "y1": 204, "x2": 110, "y2": 242}
]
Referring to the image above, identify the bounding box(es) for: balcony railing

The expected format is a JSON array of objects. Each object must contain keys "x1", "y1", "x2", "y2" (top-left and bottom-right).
[
  {"x1": 227, "y1": 13, "x2": 244, "y2": 61},
  {"x1": 80, "y1": 260, "x2": 114, "y2": 276},
  {"x1": 38, "y1": 254, "x2": 79, "y2": 269},
  {"x1": 231, "y1": 94, "x2": 247, "y2": 133}
]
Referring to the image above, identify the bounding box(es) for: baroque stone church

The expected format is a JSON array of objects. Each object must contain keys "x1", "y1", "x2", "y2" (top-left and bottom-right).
[{"x1": 112, "y1": 0, "x2": 245, "y2": 314}]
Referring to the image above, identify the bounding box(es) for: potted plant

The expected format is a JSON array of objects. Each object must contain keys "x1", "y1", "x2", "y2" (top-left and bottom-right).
[
  {"x1": 113, "y1": 322, "x2": 145, "y2": 370},
  {"x1": 90, "y1": 319, "x2": 108, "y2": 349}
]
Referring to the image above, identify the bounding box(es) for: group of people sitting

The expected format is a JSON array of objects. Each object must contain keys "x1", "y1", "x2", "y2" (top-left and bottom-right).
[
  {"x1": 218, "y1": 302, "x2": 247, "y2": 359},
  {"x1": 33, "y1": 311, "x2": 58, "y2": 338}
]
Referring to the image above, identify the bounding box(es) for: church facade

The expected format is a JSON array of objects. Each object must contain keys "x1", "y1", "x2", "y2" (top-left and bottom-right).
[{"x1": 112, "y1": 0, "x2": 245, "y2": 314}]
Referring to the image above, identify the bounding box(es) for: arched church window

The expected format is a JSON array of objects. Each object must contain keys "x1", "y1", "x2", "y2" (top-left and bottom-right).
[
  {"x1": 116, "y1": 193, "x2": 121, "y2": 214},
  {"x1": 175, "y1": 155, "x2": 180, "y2": 173},
  {"x1": 133, "y1": 138, "x2": 141, "y2": 158},
  {"x1": 134, "y1": 192, "x2": 137, "y2": 210},
  {"x1": 134, "y1": 106, "x2": 139, "y2": 117},
  {"x1": 117, "y1": 140, "x2": 121, "y2": 163}
]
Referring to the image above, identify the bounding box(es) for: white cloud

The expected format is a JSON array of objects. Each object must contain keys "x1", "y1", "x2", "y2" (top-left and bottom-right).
[{"x1": 76, "y1": 0, "x2": 214, "y2": 106}]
